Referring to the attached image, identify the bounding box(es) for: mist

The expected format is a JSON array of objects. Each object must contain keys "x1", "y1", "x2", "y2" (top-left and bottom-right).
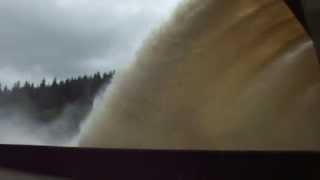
[
  {"x1": 0, "y1": 71, "x2": 115, "y2": 146},
  {"x1": 0, "y1": 105, "x2": 83, "y2": 146}
]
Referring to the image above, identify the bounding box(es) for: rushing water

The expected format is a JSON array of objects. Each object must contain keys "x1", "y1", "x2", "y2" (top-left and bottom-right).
[{"x1": 79, "y1": 0, "x2": 320, "y2": 150}]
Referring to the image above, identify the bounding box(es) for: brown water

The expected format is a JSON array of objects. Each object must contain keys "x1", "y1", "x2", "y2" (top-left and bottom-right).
[{"x1": 79, "y1": 0, "x2": 320, "y2": 150}]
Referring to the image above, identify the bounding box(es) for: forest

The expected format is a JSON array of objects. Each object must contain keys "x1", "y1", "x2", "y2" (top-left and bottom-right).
[{"x1": 0, "y1": 71, "x2": 115, "y2": 126}]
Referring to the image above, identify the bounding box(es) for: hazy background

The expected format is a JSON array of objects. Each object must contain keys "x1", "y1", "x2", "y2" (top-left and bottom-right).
[{"x1": 0, "y1": 0, "x2": 180, "y2": 146}]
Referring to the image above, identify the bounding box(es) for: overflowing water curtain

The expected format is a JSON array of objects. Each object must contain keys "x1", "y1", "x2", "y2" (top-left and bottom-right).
[{"x1": 79, "y1": 0, "x2": 320, "y2": 150}]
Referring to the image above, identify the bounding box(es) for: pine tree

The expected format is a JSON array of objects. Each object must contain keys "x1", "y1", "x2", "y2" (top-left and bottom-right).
[
  {"x1": 40, "y1": 79, "x2": 46, "y2": 88},
  {"x1": 52, "y1": 78, "x2": 58, "y2": 88}
]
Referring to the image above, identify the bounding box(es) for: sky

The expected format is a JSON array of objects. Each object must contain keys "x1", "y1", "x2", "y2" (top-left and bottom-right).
[{"x1": 0, "y1": 0, "x2": 180, "y2": 87}]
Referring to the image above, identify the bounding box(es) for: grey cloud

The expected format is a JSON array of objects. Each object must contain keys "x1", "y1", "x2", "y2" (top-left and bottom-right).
[{"x1": 0, "y1": 0, "x2": 180, "y2": 85}]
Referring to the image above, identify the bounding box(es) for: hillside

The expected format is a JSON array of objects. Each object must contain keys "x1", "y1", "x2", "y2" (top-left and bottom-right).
[{"x1": 0, "y1": 71, "x2": 115, "y2": 137}]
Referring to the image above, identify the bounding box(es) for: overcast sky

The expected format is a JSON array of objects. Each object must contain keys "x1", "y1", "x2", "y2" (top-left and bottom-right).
[{"x1": 0, "y1": 0, "x2": 180, "y2": 87}]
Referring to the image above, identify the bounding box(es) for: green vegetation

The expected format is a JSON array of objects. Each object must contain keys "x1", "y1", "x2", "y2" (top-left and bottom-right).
[{"x1": 0, "y1": 71, "x2": 115, "y2": 124}]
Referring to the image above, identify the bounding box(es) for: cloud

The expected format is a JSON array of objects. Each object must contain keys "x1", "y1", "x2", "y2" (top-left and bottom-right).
[
  {"x1": 0, "y1": 65, "x2": 51, "y2": 88},
  {"x1": 0, "y1": 0, "x2": 180, "y2": 86}
]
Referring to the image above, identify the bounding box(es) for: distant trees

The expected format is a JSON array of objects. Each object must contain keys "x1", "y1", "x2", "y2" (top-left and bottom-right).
[{"x1": 0, "y1": 71, "x2": 115, "y2": 122}]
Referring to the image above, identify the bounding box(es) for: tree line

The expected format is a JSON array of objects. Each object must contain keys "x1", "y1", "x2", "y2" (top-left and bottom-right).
[{"x1": 0, "y1": 71, "x2": 115, "y2": 122}]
